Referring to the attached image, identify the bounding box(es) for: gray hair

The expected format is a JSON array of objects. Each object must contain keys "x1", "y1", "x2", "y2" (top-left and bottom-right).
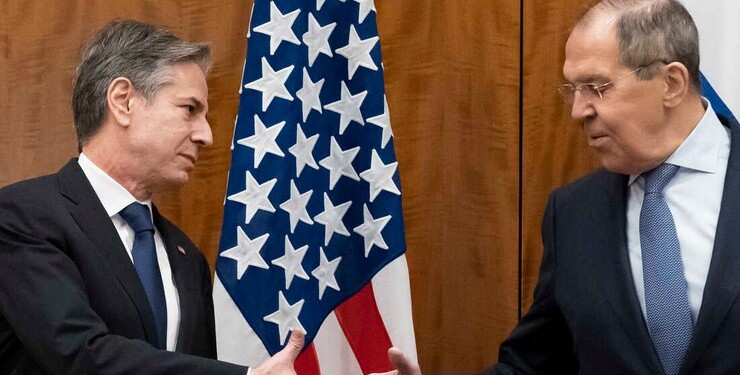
[
  {"x1": 577, "y1": 0, "x2": 700, "y2": 90},
  {"x1": 72, "y1": 19, "x2": 211, "y2": 149}
]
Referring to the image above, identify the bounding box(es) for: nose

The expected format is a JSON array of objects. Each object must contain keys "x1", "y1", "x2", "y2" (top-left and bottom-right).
[
  {"x1": 570, "y1": 91, "x2": 596, "y2": 123},
  {"x1": 192, "y1": 116, "x2": 213, "y2": 147}
]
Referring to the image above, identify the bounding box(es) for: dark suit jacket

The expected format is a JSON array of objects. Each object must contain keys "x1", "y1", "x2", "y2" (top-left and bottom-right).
[
  {"x1": 0, "y1": 160, "x2": 247, "y2": 374},
  {"x1": 492, "y1": 113, "x2": 740, "y2": 374}
]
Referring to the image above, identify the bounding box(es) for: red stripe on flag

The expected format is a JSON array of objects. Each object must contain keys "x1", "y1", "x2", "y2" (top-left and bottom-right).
[
  {"x1": 295, "y1": 342, "x2": 321, "y2": 375},
  {"x1": 334, "y1": 283, "x2": 394, "y2": 374}
]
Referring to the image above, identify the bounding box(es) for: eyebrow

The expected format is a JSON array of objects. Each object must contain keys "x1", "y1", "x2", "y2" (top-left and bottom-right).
[
  {"x1": 182, "y1": 96, "x2": 209, "y2": 113},
  {"x1": 568, "y1": 73, "x2": 611, "y2": 85}
]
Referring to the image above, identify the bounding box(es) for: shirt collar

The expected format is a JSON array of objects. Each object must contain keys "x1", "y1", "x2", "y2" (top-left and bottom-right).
[
  {"x1": 628, "y1": 99, "x2": 724, "y2": 185},
  {"x1": 78, "y1": 153, "x2": 152, "y2": 217}
]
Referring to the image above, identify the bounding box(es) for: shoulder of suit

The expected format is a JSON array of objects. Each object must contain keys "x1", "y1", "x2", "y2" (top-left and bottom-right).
[
  {"x1": 552, "y1": 167, "x2": 624, "y2": 202},
  {"x1": 0, "y1": 173, "x2": 61, "y2": 207}
]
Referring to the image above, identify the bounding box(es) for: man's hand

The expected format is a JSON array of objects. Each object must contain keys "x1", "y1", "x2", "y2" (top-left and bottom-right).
[
  {"x1": 369, "y1": 347, "x2": 422, "y2": 375},
  {"x1": 251, "y1": 330, "x2": 305, "y2": 375}
]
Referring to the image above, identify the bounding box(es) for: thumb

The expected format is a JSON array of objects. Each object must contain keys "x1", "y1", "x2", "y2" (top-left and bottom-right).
[
  {"x1": 388, "y1": 347, "x2": 421, "y2": 374},
  {"x1": 281, "y1": 329, "x2": 305, "y2": 361}
]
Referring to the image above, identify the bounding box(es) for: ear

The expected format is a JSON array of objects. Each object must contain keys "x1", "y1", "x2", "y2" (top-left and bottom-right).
[
  {"x1": 662, "y1": 62, "x2": 690, "y2": 108},
  {"x1": 107, "y1": 77, "x2": 137, "y2": 127}
]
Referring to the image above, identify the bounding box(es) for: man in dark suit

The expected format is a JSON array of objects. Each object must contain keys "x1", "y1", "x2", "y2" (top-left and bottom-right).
[
  {"x1": 0, "y1": 20, "x2": 303, "y2": 374},
  {"x1": 375, "y1": 0, "x2": 740, "y2": 374}
]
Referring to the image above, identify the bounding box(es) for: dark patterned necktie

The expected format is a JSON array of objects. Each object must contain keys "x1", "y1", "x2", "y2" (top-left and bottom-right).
[{"x1": 119, "y1": 202, "x2": 167, "y2": 349}]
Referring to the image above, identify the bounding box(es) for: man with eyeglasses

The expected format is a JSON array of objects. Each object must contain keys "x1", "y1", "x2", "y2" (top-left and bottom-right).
[{"x1": 372, "y1": 0, "x2": 740, "y2": 374}]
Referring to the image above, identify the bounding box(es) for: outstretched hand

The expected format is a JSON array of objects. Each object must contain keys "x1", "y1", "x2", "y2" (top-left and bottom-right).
[
  {"x1": 369, "y1": 347, "x2": 422, "y2": 375},
  {"x1": 251, "y1": 330, "x2": 305, "y2": 375}
]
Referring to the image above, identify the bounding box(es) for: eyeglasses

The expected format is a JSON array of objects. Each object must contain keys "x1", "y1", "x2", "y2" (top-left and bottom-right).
[{"x1": 557, "y1": 66, "x2": 647, "y2": 104}]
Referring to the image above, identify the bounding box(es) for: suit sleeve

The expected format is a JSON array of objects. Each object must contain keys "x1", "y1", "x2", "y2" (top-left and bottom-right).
[
  {"x1": 0, "y1": 191, "x2": 248, "y2": 375},
  {"x1": 485, "y1": 192, "x2": 579, "y2": 374}
]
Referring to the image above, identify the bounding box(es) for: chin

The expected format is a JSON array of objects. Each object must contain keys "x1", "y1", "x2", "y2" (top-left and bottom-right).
[
  {"x1": 597, "y1": 155, "x2": 632, "y2": 175},
  {"x1": 159, "y1": 173, "x2": 191, "y2": 189},
  {"x1": 173, "y1": 174, "x2": 191, "y2": 185},
  {"x1": 600, "y1": 159, "x2": 649, "y2": 176}
]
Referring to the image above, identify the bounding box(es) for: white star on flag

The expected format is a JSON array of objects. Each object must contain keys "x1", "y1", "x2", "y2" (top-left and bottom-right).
[
  {"x1": 324, "y1": 81, "x2": 367, "y2": 135},
  {"x1": 244, "y1": 57, "x2": 294, "y2": 112},
  {"x1": 296, "y1": 68, "x2": 325, "y2": 122},
  {"x1": 316, "y1": 0, "x2": 325, "y2": 11},
  {"x1": 319, "y1": 136, "x2": 361, "y2": 189},
  {"x1": 252, "y1": 1, "x2": 301, "y2": 55},
  {"x1": 353, "y1": 204, "x2": 391, "y2": 257},
  {"x1": 302, "y1": 13, "x2": 336, "y2": 67},
  {"x1": 220, "y1": 227, "x2": 270, "y2": 279},
  {"x1": 335, "y1": 25, "x2": 379, "y2": 79},
  {"x1": 236, "y1": 114, "x2": 285, "y2": 168},
  {"x1": 360, "y1": 150, "x2": 401, "y2": 202},
  {"x1": 288, "y1": 123, "x2": 320, "y2": 177},
  {"x1": 367, "y1": 95, "x2": 394, "y2": 148},
  {"x1": 311, "y1": 247, "x2": 342, "y2": 300},
  {"x1": 226, "y1": 171, "x2": 277, "y2": 223},
  {"x1": 263, "y1": 291, "x2": 306, "y2": 345},
  {"x1": 314, "y1": 192, "x2": 352, "y2": 245},
  {"x1": 279, "y1": 180, "x2": 314, "y2": 233},
  {"x1": 353, "y1": 0, "x2": 377, "y2": 24},
  {"x1": 271, "y1": 235, "x2": 310, "y2": 288}
]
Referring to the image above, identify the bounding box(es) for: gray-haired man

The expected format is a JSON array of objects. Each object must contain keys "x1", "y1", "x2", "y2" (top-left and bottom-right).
[
  {"x1": 377, "y1": 0, "x2": 740, "y2": 374},
  {"x1": 0, "y1": 19, "x2": 302, "y2": 375}
]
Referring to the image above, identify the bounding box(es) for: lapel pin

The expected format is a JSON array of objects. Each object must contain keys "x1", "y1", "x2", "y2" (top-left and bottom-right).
[{"x1": 178, "y1": 245, "x2": 186, "y2": 255}]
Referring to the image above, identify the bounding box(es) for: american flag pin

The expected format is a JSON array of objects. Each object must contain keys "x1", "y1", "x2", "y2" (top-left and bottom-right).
[{"x1": 178, "y1": 246, "x2": 186, "y2": 255}]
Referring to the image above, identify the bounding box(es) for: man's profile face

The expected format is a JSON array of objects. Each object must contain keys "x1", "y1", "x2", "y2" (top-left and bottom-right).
[
  {"x1": 126, "y1": 61, "x2": 212, "y2": 191},
  {"x1": 562, "y1": 14, "x2": 669, "y2": 175}
]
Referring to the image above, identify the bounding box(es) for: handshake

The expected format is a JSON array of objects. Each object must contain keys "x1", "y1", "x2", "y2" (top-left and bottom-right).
[{"x1": 253, "y1": 331, "x2": 421, "y2": 375}]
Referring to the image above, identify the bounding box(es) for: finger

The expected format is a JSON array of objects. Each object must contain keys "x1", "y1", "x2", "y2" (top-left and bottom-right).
[
  {"x1": 282, "y1": 329, "x2": 305, "y2": 361},
  {"x1": 387, "y1": 347, "x2": 421, "y2": 374}
]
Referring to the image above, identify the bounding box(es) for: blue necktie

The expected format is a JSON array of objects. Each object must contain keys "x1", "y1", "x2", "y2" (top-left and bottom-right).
[
  {"x1": 119, "y1": 203, "x2": 167, "y2": 349},
  {"x1": 640, "y1": 163, "x2": 693, "y2": 375}
]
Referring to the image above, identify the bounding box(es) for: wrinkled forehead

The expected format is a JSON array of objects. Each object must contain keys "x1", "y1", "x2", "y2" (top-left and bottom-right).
[
  {"x1": 156, "y1": 62, "x2": 210, "y2": 105},
  {"x1": 562, "y1": 17, "x2": 622, "y2": 82}
]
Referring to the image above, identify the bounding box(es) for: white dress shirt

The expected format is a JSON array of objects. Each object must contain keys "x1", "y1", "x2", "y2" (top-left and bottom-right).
[
  {"x1": 78, "y1": 153, "x2": 181, "y2": 351},
  {"x1": 627, "y1": 101, "x2": 730, "y2": 323}
]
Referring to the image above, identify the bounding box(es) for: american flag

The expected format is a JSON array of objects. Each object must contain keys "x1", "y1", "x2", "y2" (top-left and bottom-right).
[{"x1": 213, "y1": 0, "x2": 417, "y2": 373}]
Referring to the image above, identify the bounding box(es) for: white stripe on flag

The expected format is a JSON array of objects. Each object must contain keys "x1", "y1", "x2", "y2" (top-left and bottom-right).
[
  {"x1": 372, "y1": 255, "x2": 418, "y2": 363},
  {"x1": 213, "y1": 276, "x2": 270, "y2": 366},
  {"x1": 313, "y1": 312, "x2": 363, "y2": 374}
]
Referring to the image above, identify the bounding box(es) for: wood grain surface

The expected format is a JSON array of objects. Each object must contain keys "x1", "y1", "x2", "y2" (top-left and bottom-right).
[{"x1": 521, "y1": 0, "x2": 599, "y2": 313}]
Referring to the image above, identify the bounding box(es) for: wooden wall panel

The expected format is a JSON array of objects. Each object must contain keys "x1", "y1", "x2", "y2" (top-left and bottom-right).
[
  {"x1": 521, "y1": 0, "x2": 600, "y2": 311},
  {"x1": 376, "y1": 1, "x2": 521, "y2": 373}
]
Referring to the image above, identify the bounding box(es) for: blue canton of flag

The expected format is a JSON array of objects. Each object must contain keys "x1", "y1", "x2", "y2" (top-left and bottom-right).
[{"x1": 216, "y1": 0, "x2": 405, "y2": 357}]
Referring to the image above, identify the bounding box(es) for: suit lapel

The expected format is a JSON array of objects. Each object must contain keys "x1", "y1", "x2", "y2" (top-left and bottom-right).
[
  {"x1": 682, "y1": 115, "x2": 740, "y2": 372},
  {"x1": 593, "y1": 171, "x2": 665, "y2": 374},
  {"x1": 57, "y1": 159, "x2": 160, "y2": 347}
]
